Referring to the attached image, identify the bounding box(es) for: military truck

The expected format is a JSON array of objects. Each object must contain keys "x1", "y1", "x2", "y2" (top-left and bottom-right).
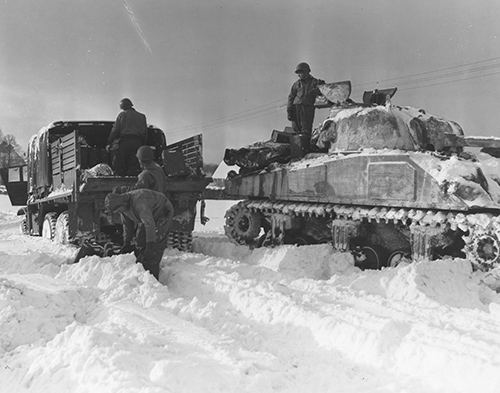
[
  {"x1": 0, "y1": 121, "x2": 211, "y2": 256},
  {"x1": 222, "y1": 86, "x2": 500, "y2": 271}
]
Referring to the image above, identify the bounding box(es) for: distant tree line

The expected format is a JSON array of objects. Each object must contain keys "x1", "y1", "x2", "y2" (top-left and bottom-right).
[{"x1": 203, "y1": 163, "x2": 218, "y2": 176}]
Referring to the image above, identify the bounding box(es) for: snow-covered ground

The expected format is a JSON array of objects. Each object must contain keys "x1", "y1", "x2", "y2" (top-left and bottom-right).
[{"x1": 1, "y1": 195, "x2": 500, "y2": 393}]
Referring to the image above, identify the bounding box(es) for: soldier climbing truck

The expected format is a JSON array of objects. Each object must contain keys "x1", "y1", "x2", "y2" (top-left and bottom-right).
[
  {"x1": 0, "y1": 121, "x2": 211, "y2": 256},
  {"x1": 222, "y1": 83, "x2": 500, "y2": 271}
]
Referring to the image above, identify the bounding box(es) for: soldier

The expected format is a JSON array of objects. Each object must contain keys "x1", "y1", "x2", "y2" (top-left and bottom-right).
[
  {"x1": 107, "y1": 98, "x2": 147, "y2": 176},
  {"x1": 104, "y1": 188, "x2": 174, "y2": 280},
  {"x1": 134, "y1": 145, "x2": 168, "y2": 194},
  {"x1": 287, "y1": 62, "x2": 325, "y2": 137}
]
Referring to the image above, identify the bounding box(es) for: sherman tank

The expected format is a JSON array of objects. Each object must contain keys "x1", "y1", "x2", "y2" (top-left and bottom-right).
[{"x1": 222, "y1": 86, "x2": 500, "y2": 271}]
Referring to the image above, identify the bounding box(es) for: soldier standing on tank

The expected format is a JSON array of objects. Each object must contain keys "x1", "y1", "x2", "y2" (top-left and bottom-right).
[
  {"x1": 134, "y1": 145, "x2": 168, "y2": 194},
  {"x1": 105, "y1": 188, "x2": 174, "y2": 280},
  {"x1": 287, "y1": 63, "x2": 325, "y2": 137},
  {"x1": 107, "y1": 98, "x2": 147, "y2": 176}
]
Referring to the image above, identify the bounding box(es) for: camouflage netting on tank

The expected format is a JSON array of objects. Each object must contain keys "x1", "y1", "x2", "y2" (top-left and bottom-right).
[
  {"x1": 224, "y1": 141, "x2": 291, "y2": 171},
  {"x1": 312, "y1": 105, "x2": 465, "y2": 152}
]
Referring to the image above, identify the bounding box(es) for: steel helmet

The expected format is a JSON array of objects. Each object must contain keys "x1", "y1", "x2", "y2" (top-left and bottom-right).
[
  {"x1": 120, "y1": 98, "x2": 133, "y2": 110},
  {"x1": 295, "y1": 62, "x2": 311, "y2": 73},
  {"x1": 136, "y1": 145, "x2": 155, "y2": 162}
]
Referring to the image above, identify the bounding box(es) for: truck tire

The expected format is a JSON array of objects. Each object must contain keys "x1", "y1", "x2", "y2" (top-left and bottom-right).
[
  {"x1": 55, "y1": 211, "x2": 70, "y2": 244},
  {"x1": 42, "y1": 212, "x2": 58, "y2": 240}
]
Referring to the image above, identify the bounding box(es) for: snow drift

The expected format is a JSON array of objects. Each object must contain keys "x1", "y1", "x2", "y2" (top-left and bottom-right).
[{"x1": 1, "y1": 197, "x2": 500, "y2": 393}]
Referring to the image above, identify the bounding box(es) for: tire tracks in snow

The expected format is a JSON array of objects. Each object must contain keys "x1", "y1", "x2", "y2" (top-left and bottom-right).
[
  {"x1": 172, "y1": 240, "x2": 500, "y2": 393},
  {"x1": 161, "y1": 251, "x2": 435, "y2": 393}
]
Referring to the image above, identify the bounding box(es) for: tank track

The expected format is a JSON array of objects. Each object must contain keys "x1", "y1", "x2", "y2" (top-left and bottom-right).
[
  {"x1": 167, "y1": 231, "x2": 193, "y2": 252},
  {"x1": 225, "y1": 200, "x2": 500, "y2": 270}
]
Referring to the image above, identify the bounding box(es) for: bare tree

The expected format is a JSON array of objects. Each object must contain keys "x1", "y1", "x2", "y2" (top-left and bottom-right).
[{"x1": 0, "y1": 132, "x2": 21, "y2": 167}]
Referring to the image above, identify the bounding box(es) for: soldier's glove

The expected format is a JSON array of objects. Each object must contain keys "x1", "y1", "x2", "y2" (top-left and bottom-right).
[
  {"x1": 287, "y1": 107, "x2": 296, "y2": 122},
  {"x1": 119, "y1": 243, "x2": 134, "y2": 254}
]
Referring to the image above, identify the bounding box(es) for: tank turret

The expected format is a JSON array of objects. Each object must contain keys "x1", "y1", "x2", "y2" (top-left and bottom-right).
[{"x1": 314, "y1": 105, "x2": 465, "y2": 154}]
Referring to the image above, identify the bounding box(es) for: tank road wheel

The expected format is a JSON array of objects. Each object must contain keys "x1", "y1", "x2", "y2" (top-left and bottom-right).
[
  {"x1": 387, "y1": 250, "x2": 409, "y2": 268},
  {"x1": 55, "y1": 211, "x2": 70, "y2": 244},
  {"x1": 42, "y1": 212, "x2": 58, "y2": 241},
  {"x1": 353, "y1": 245, "x2": 386, "y2": 270},
  {"x1": 464, "y1": 229, "x2": 500, "y2": 271},
  {"x1": 224, "y1": 202, "x2": 262, "y2": 245}
]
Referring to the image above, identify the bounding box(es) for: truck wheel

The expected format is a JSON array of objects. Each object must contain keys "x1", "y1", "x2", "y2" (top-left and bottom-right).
[
  {"x1": 55, "y1": 211, "x2": 70, "y2": 244},
  {"x1": 42, "y1": 212, "x2": 58, "y2": 240}
]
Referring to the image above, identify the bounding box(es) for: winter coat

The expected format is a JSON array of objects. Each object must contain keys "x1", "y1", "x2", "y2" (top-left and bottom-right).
[
  {"x1": 106, "y1": 189, "x2": 174, "y2": 244},
  {"x1": 134, "y1": 162, "x2": 168, "y2": 194},
  {"x1": 108, "y1": 108, "x2": 147, "y2": 144},
  {"x1": 287, "y1": 75, "x2": 324, "y2": 110}
]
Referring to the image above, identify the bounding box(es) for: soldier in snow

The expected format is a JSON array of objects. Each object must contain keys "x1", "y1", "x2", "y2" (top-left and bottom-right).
[
  {"x1": 287, "y1": 62, "x2": 325, "y2": 137},
  {"x1": 134, "y1": 145, "x2": 168, "y2": 194},
  {"x1": 107, "y1": 98, "x2": 147, "y2": 176},
  {"x1": 105, "y1": 188, "x2": 174, "y2": 280}
]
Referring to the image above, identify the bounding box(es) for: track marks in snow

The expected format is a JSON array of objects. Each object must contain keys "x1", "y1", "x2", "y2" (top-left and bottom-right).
[
  {"x1": 162, "y1": 252, "x2": 433, "y2": 393},
  {"x1": 166, "y1": 244, "x2": 500, "y2": 393},
  {"x1": 0, "y1": 274, "x2": 97, "y2": 353}
]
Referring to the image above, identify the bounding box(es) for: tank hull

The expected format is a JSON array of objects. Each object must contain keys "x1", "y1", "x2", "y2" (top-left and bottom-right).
[
  {"x1": 226, "y1": 152, "x2": 500, "y2": 212},
  {"x1": 224, "y1": 151, "x2": 500, "y2": 270}
]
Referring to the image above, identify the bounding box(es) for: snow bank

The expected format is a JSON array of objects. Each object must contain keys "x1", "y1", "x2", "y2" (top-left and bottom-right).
[
  {"x1": 56, "y1": 255, "x2": 170, "y2": 307},
  {"x1": 0, "y1": 194, "x2": 18, "y2": 216},
  {"x1": 2, "y1": 198, "x2": 500, "y2": 393},
  {"x1": 184, "y1": 236, "x2": 500, "y2": 393},
  {"x1": 0, "y1": 274, "x2": 95, "y2": 353}
]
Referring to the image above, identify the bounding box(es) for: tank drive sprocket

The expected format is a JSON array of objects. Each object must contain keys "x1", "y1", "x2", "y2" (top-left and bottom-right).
[
  {"x1": 224, "y1": 201, "x2": 262, "y2": 245},
  {"x1": 462, "y1": 217, "x2": 500, "y2": 271}
]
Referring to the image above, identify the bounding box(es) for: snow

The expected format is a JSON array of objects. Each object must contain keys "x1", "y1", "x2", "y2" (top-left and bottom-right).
[
  {"x1": 211, "y1": 161, "x2": 238, "y2": 180},
  {"x1": 47, "y1": 184, "x2": 73, "y2": 199},
  {"x1": 1, "y1": 195, "x2": 500, "y2": 392},
  {"x1": 412, "y1": 152, "x2": 500, "y2": 206}
]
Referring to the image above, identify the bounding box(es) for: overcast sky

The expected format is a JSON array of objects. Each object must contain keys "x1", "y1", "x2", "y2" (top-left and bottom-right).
[{"x1": 1, "y1": 0, "x2": 500, "y2": 163}]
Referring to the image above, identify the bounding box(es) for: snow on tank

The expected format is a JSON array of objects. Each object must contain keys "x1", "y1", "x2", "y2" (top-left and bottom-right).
[{"x1": 313, "y1": 104, "x2": 465, "y2": 153}]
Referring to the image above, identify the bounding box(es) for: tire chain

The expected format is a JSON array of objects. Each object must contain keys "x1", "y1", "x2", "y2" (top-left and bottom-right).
[{"x1": 167, "y1": 231, "x2": 193, "y2": 252}]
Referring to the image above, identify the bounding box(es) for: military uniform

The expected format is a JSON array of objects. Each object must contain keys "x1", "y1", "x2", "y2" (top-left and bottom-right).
[
  {"x1": 134, "y1": 161, "x2": 168, "y2": 194},
  {"x1": 287, "y1": 75, "x2": 324, "y2": 136},
  {"x1": 108, "y1": 108, "x2": 147, "y2": 176},
  {"x1": 105, "y1": 189, "x2": 174, "y2": 279}
]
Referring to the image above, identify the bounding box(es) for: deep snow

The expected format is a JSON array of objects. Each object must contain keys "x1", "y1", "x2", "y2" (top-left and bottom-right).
[{"x1": 1, "y1": 196, "x2": 500, "y2": 393}]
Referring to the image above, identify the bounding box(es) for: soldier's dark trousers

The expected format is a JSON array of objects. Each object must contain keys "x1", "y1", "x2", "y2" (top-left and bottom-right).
[
  {"x1": 114, "y1": 136, "x2": 143, "y2": 176},
  {"x1": 292, "y1": 104, "x2": 316, "y2": 135},
  {"x1": 134, "y1": 223, "x2": 169, "y2": 280},
  {"x1": 135, "y1": 240, "x2": 166, "y2": 280}
]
